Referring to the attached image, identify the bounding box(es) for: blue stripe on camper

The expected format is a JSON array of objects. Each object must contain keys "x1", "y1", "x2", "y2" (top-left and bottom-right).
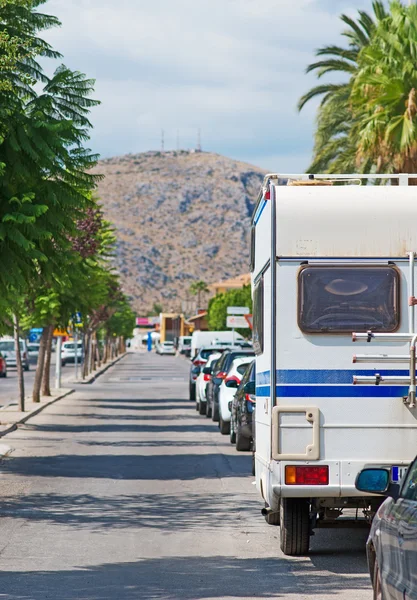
[
  {"x1": 254, "y1": 199, "x2": 268, "y2": 224},
  {"x1": 257, "y1": 369, "x2": 409, "y2": 385},
  {"x1": 256, "y1": 385, "x2": 409, "y2": 398}
]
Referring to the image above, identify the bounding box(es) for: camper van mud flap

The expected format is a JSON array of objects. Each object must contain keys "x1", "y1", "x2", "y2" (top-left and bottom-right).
[{"x1": 271, "y1": 406, "x2": 320, "y2": 461}]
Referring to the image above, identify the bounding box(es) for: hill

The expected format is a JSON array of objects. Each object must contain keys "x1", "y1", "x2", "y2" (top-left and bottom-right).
[{"x1": 93, "y1": 151, "x2": 267, "y2": 313}]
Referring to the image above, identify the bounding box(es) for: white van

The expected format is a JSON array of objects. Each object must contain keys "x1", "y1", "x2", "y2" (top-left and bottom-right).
[
  {"x1": 190, "y1": 330, "x2": 244, "y2": 359},
  {"x1": 251, "y1": 173, "x2": 417, "y2": 555},
  {"x1": 0, "y1": 337, "x2": 29, "y2": 371}
]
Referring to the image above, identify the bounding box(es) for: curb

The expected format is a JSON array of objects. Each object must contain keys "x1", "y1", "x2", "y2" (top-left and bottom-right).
[
  {"x1": 0, "y1": 388, "x2": 74, "y2": 440},
  {"x1": 70, "y1": 352, "x2": 127, "y2": 385}
]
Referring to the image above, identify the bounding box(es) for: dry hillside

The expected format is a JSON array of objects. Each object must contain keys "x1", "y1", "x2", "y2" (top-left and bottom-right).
[{"x1": 93, "y1": 151, "x2": 267, "y2": 313}]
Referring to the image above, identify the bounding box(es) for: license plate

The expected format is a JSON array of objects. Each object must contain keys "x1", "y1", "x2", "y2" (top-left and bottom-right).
[{"x1": 391, "y1": 466, "x2": 408, "y2": 483}]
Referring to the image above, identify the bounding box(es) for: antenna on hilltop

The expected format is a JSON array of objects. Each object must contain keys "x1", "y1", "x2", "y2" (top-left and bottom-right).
[
  {"x1": 196, "y1": 128, "x2": 202, "y2": 152},
  {"x1": 161, "y1": 129, "x2": 165, "y2": 152}
]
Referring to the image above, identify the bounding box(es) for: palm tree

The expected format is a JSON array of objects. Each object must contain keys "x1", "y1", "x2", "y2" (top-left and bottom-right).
[
  {"x1": 351, "y1": 2, "x2": 417, "y2": 178},
  {"x1": 189, "y1": 281, "x2": 209, "y2": 312},
  {"x1": 298, "y1": 1, "x2": 387, "y2": 173}
]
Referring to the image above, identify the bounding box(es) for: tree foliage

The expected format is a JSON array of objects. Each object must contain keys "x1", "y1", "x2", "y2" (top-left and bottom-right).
[{"x1": 207, "y1": 285, "x2": 252, "y2": 334}]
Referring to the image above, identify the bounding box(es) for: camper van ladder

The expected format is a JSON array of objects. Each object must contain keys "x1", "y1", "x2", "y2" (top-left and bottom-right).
[{"x1": 352, "y1": 251, "x2": 417, "y2": 408}]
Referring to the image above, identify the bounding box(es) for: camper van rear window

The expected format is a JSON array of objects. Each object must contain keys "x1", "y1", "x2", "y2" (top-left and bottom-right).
[{"x1": 298, "y1": 266, "x2": 399, "y2": 334}]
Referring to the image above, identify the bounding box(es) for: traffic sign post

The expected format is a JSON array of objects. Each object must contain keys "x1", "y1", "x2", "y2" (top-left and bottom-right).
[{"x1": 227, "y1": 306, "x2": 250, "y2": 315}]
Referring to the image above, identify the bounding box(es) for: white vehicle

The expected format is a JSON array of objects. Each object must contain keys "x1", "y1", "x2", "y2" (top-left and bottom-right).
[
  {"x1": 195, "y1": 352, "x2": 221, "y2": 415},
  {"x1": 156, "y1": 341, "x2": 176, "y2": 355},
  {"x1": 217, "y1": 356, "x2": 254, "y2": 434},
  {"x1": 0, "y1": 337, "x2": 29, "y2": 371},
  {"x1": 27, "y1": 343, "x2": 40, "y2": 363},
  {"x1": 190, "y1": 330, "x2": 243, "y2": 359},
  {"x1": 178, "y1": 336, "x2": 192, "y2": 355},
  {"x1": 61, "y1": 341, "x2": 83, "y2": 366},
  {"x1": 251, "y1": 173, "x2": 417, "y2": 555}
]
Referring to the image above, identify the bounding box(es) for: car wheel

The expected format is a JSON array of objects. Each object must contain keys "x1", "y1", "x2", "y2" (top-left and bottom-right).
[
  {"x1": 212, "y1": 404, "x2": 219, "y2": 422},
  {"x1": 206, "y1": 403, "x2": 212, "y2": 418},
  {"x1": 279, "y1": 498, "x2": 310, "y2": 556},
  {"x1": 373, "y1": 560, "x2": 382, "y2": 600},
  {"x1": 230, "y1": 422, "x2": 236, "y2": 444},
  {"x1": 219, "y1": 416, "x2": 230, "y2": 435},
  {"x1": 251, "y1": 452, "x2": 255, "y2": 476},
  {"x1": 235, "y1": 427, "x2": 251, "y2": 451},
  {"x1": 199, "y1": 401, "x2": 206, "y2": 415},
  {"x1": 189, "y1": 382, "x2": 196, "y2": 401}
]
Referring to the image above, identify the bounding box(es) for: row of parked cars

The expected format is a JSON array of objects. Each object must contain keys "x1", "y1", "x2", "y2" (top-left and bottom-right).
[{"x1": 189, "y1": 343, "x2": 256, "y2": 466}]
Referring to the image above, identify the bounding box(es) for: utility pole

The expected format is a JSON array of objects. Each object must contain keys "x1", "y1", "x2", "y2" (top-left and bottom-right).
[{"x1": 161, "y1": 129, "x2": 165, "y2": 152}]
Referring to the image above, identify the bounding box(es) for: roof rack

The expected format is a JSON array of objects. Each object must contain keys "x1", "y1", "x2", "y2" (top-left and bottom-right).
[{"x1": 263, "y1": 173, "x2": 415, "y2": 187}]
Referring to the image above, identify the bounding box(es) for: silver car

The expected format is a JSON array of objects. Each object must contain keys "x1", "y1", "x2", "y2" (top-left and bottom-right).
[{"x1": 356, "y1": 459, "x2": 417, "y2": 599}]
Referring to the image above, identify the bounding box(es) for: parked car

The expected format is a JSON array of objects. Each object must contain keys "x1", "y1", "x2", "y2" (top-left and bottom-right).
[
  {"x1": 178, "y1": 336, "x2": 192, "y2": 356},
  {"x1": 356, "y1": 460, "x2": 417, "y2": 600},
  {"x1": 230, "y1": 360, "x2": 255, "y2": 450},
  {"x1": 0, "y1": 353, "x2": 7, "y2": 377},
  {"x1": 189, "y1": 345, "x2": 228, "y2": 401},
  {"x1": 0, "y1": 337, "x2": 29, "y2": 371},
  {"x1": 217, "y1": 356, "x2": 254, "y2": 434},
  {"x1": 156, "y1": 341, "x2": 176, "y2": 356},
  {"x1": 27, "y1": 342, "x2": 40, "y2": 364},
  {"x1": 195, "y1": 352, "x2": 221, "y2": 415},
  {"x1": 209, "y1": 348, "x2": 255, "y2": 423},
  {"x1": 61, "y1": 341, "x2": 83, "y2": 366}
]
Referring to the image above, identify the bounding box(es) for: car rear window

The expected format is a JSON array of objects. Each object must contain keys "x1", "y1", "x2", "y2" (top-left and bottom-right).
[
  {"x1": 201, "y1": 348, "x2": 225, "y2": 360},
  {"x1": 237, "y1": 363, "x2": 251, "y2": 375}
]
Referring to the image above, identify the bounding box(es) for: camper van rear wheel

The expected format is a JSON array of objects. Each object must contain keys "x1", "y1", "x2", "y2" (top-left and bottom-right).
[{"x1": 280, "y1": 498, "x2": 310, "y2": 556}]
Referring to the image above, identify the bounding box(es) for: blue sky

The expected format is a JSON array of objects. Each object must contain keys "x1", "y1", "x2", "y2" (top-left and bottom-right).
[{"x1": 44, "y1": 0, "x2": 374, "y2": 172}]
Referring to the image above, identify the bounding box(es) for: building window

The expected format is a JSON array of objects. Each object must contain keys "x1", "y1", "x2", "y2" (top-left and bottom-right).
[
  {"x1": 298, "y1": 266, "x2": 400, "y2": 334},
  {"x1": 253, "y1": 276, "x2": 264, "y2": 354}
]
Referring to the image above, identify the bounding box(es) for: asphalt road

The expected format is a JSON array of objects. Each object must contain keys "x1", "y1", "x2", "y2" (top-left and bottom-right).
[
  {"x1": 0, "y1": 354, "x2": 77, "y2": 407},
  {"x1": 0, "y1": 352, "x2": 372, "y2": 600}
]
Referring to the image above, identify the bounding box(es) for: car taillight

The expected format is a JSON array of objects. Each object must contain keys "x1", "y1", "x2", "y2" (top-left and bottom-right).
[
  {"x1": 203, "y1": 374, "x2": 211, "y2": 382},
  {"x1": 225, "y1": 375, "x2": 240, "y2": 385},
  {"x1": 245, "y1": 393, "x2": 255, "y2": 403},
  {"x1": 193, "y1": 359, "x2": 207, "y2": 366},
  {"x1": 285, "y1": 466, "x2": 329, "y2": 486},
  {"x1": 217, "y1": 371, "x2": 227, "y2": 379}
]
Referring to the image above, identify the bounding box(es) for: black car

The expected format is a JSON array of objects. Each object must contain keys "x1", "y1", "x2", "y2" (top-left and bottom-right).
[
  {"x1": 208, "y1": 348, "x2": 255, "y2": 422},
  {"x1": 189, "y1": 346, "x2": 228, "y2": 401},
  {"x1": 355, "y1": 459, "x2": 417, "y2": 600},
  {"x1": 229, "y1": 360, "x2": 255, "y2": 451}
]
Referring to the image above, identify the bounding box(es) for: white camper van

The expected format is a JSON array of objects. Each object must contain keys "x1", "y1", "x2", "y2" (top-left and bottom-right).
[{"x1": 251, "y1": 173, "x2": 417, "y2": 555}]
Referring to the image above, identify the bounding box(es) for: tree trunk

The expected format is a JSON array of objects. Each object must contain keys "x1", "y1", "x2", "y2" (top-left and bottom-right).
[
  {"x1": 13, "y1": 314, "x2": 25, "y2": 412},
  {"x1": 32, "y1": 326, "x2": 50, "y2": 403},
  {"x1": 83, "y1": 331, "x2": 90, "y2": 378},
  {"x1": 88, "y1": 333, "x2": 94, "y2": 374},
  {"x1": 41, "y1": 326, "x2": 53, "y2": 396},
  {"x1": 95, "y1": 334, "x2": 101, "y2": 368}
]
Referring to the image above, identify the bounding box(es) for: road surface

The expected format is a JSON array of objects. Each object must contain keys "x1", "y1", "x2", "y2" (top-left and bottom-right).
[{"x1": 0, "y1": 353, "x2": 372, "y2": 599}]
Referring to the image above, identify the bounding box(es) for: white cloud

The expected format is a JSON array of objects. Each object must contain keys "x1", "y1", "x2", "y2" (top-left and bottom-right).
[{"x1": 42, "y1": 0, "x2": 374, "y2": 170}]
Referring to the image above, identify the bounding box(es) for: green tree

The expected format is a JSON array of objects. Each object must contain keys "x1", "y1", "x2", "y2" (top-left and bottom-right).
[
  {"x1": 351, "y1": 2, "x2": 417, "y2": 177},
  {"x1": 298, "y1": 1, "x2": 387, "y2": 173},
  {"x1": 189, "y1": 280, "x2": 209, "y2": 311},
  {"x1": 207, "y1": 285, "x2": 252, "y2": 335}
]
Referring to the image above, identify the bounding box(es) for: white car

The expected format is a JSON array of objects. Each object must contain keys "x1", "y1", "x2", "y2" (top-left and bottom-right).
[
  {"x1": 27, "y1": 343, "x2": 40, "y2": 363},
  {"x1": 61, "y1": 341, "x2": 83, "y2": 366},
  {"x1": 218, "y1": 357, "x2": 254, "y2": 434},
  {"x1": 0, "y1": 337, "x2": 30, "y2": 371},
  {"x1": 156, "y1": 341, "x2": 176, "y2": 355},
  {"x1": 195, "y1": 352, "x2": 221, "y2": 415}
]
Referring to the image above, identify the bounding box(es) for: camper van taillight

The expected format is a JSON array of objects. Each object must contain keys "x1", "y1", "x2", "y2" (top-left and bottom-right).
[
  {"x1": 264, "y1": 191, "x2": 270, "y2": 200},
  {"x1": 285, "y1": 465, "x2": 329, "y2": 486}
]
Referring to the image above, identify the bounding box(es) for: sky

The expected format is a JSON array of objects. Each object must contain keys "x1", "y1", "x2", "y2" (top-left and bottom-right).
[{"x1": 43, "y1": 0, "x2": 374, "y2": 172}]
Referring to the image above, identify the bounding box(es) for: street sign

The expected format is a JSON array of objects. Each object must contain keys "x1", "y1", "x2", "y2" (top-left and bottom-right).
[
  {"x1": 227, "y1": 315, "x2": 250, "y2": 328},
  {"x1": 227, "y1": 306, "x2": 250, "y2": 315},
  {"x1": 53, "y1": 329, "x2": 68, "y2": 337}
]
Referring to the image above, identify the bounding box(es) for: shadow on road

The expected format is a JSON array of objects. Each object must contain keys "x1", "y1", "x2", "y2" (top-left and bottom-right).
[
  {"x1": 1, "y1": 452, "x2": 251, "y2": 479},
  {"x1": 0, "y1": 555, "x2": 370, "y2": 599}
]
